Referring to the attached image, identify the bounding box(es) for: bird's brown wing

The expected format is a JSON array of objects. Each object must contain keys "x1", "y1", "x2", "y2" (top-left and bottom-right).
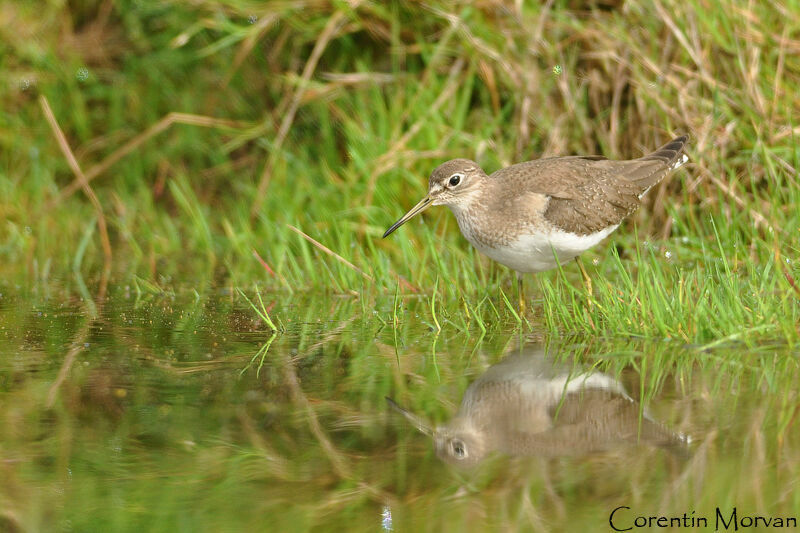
[
  {"x1": 548, "y1": 390, "x2": 685, "y2": 452},
  {"x1": 489, "y1": 136, "x2": 689, "y2": 235},
  {"x1": 499, "y1": 390, "x2": 688, "y2": 457}
]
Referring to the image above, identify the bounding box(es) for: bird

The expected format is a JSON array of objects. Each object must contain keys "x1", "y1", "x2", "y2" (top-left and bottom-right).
[
  {"x1": 383, "y1": 135, "x2": 689, "y2": 308},
  {"x1": 386, "y1": 346, "x2": 690, "y2": 467}
]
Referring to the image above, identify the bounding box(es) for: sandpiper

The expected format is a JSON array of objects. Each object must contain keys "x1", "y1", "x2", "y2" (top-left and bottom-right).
[
  {"x1": 387, "y1": 346, "x2": 689, "y2": 467},
  {"x1": 383, "y1": 135, "x2": 689, "y2": 299}
]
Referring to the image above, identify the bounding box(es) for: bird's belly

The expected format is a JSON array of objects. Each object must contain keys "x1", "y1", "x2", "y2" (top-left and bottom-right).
[{"x1": 467, "y1": 225, "x2": 619, "y2": 273}]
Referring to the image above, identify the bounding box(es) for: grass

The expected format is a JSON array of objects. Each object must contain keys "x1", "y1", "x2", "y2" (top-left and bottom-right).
[{"x1": 1, "y1": 0, "x2": 799, "y2": 345}]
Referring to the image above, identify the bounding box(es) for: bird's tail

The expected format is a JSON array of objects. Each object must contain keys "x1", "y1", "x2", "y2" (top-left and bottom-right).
[{"x1": 639, "y1": 134, "x2": 690, "y2": 170}]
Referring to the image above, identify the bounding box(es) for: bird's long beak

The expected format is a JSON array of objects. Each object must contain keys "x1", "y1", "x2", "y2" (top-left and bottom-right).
[
  {"x1": 385, "y1": 397, "x2": 434, "y2": 437},
  {"x1": 382, "y1": 196, "x2": 432, "y2": 238}
]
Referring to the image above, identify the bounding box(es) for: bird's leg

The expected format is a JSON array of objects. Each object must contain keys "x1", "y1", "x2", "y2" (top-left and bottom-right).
[
  {"x1": 575, "y1": 257, "x2": 593, "y2": 300},
  {"x1": 515, "y1": 271, "x2": 526, "y2": 315}
]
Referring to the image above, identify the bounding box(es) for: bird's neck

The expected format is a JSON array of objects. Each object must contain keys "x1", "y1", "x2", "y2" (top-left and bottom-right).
[{"x1": 445, "y1": 187, "x2": 490, "y2": 223}]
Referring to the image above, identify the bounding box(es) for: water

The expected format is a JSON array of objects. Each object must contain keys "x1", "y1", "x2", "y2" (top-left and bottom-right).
[{"x1": 1, "y1": 287, "x2": 798, "y2": 532}]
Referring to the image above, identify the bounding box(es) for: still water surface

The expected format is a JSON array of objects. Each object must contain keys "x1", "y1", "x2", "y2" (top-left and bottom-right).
[{"x1": 1, "y1": 288, "x2": 798, "y2": 531}]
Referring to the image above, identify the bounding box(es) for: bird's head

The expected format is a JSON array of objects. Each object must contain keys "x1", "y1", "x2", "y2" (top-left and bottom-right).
[{"x1": 383, "y1": 159, "x2": 487, "y2": 237}]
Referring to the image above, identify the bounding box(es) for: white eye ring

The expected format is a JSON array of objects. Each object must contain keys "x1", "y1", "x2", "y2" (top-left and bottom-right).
[{"x1": 448, "y1": 173, "x2": 464, "y2": 187}]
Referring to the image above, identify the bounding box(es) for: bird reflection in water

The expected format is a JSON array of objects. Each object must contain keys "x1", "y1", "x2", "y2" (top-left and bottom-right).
[{"x1": 387, "y1": 347, "x2": 690, "y2": 467}]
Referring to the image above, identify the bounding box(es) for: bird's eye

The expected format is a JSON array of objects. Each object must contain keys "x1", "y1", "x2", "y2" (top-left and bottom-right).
[
  {"x1": 451, "y1": 440, "x2": 466, "y2": 459},
  {"x1": 448, "y1": 173, "x2": 463, "y2": 187}
]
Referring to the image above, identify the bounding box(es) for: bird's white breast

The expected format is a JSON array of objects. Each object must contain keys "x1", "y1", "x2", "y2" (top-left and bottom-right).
[{"x1": 462, "y1": 223, "x2": 619, "y2": 273}]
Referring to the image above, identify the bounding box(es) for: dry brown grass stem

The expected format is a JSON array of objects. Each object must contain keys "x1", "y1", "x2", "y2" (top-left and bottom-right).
[
  {"x1": 250, "y1": 7, "x2": 352, "y2": 219},
  {"x1": 235, "y1": 409, "x2": 294, "y2": 481},
  {"x1": 253, "y1": 247, "x2": 293, "y2": 291},
  {"x1": 371, "y1": 149, "x2": 448, "y2": 177},
  {"x1": 609, "y1": 55, "x2": 629, "y2": 155},
  {"x1": 477, "y1": 60, "x2": 500, "y2": 113},
  {"x1": 283, "y1": 347, "x2": 393, "y2": 503},
  {"x1": 39, "y1": 95, "x2": 111, "y2": 301},
  {"x1": 222, "y1": 12, "x2": 280, "y2": 88},
  {"x1": 287, "y1": 224, "x2": 374, "y2": 282},
  {"x1": 653, "y1": 1, "x2": 710, "y2": 83},
  {"x1": 383, "y1": 58, "x2": 465, "y2": 155},
  {"x1": 361, "y1": 57, "x2": 466, "y2": 227},
  {"x1": 695, "y1": 166, "x2": 780, "y2": 235},
  {"x1": 320, "y1": 71, "x2": 397, "y2": 84},
  {"x1": 48, "y1": 112, "x2": 248, "y2": 209},
  {"x1": 657, "y1": 429, "x2": 717, "y2": 512},
  {"x1": 425, "y1": 5, "x2": 518, "y2": 87},
  {"x1": 776, "y1": 248, "x2": 800, "y2": 299},
  {"x1": 284, "y1": 362, "x2": 350, "y2": 477},
  {"x1": 772, "y1": 125, "x2": 800, "y2": 142},
  {"x1": 46, "y1": 322, "x2": 92, "y2": 409},
  {"x1": 770, "y1": 26, "x2": 790, "y2": 134}
]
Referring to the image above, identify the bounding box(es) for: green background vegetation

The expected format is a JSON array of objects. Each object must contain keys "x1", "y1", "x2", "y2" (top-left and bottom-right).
[{"x1": 3, "y1": 0, "x2": 799, "y2": 341}]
